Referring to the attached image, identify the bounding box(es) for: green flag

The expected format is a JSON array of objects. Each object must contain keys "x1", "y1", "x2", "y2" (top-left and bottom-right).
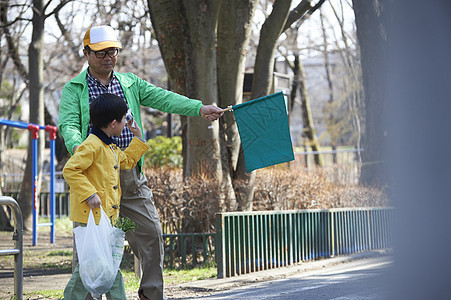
[{"x1": 233, "y1": 92, "x2": 295, "y2": 172}]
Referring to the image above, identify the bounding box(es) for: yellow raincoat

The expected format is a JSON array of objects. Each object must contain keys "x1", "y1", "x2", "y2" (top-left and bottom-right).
[{"x1": 63, "y1": 133, "x2": 149, "y2": 224}]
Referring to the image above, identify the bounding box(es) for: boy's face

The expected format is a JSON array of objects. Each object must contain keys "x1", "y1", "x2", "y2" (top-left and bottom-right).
[{"x1": 112, "y1": 115, "x2": 127, "y2": 136}]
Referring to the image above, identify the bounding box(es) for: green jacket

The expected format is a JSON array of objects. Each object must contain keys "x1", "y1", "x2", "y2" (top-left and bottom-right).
[{"x1": 58, "y1": 68, "x2": 203, "y2": 159}]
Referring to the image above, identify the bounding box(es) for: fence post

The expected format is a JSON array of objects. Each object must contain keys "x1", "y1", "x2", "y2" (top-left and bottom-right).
[
  {"x1": 45, "y1": 125, "x2": 57, "y2": 243},
  {"x1": 215, "y1": 213, "x2": 224, "y2": 278},
  {"x1": 28, "y1": 124, "x2": 40, "y2": 246}
]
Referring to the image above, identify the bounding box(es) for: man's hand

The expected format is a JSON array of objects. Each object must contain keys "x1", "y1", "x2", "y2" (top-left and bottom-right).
[
  {"x1": 200, "y1": 105, "x2": 225, "y2": 122},
  {"x1": 86, "y1": 194, "x2": 102, "y2": 209}
]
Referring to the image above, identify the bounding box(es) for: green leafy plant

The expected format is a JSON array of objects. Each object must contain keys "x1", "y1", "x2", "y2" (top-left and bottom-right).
[
  {"x1": 114, "y1": 217, "x2": 136, "y2": 232},
  {"x1": 143, "y1": 136, "x2": 182, "y2": 168}
]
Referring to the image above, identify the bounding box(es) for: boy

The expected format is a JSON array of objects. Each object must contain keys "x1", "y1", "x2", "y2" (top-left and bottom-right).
[{"x1": 62, "y1": 93, "x2": 149, "y2": 299}]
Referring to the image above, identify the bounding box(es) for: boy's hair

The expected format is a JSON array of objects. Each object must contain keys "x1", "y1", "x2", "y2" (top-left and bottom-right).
[{"x1": 90, "y1": 93, "x2": 128, "y2": 128}]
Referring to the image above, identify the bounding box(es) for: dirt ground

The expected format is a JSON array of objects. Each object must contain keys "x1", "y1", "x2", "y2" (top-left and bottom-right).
[
  {"x1": 0, "y1": 228, "x2": 390, "y2": 300},
  {"x1": 0, "y1": 230, "x2": 218, "y2": 300},
  {"x1": 0, "y1": 230, "x2": 74, "y2": 300}
]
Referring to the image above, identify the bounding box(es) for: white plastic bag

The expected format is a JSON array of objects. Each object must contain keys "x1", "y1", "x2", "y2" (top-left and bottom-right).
[
  {"x1": 110, "y1": 227, "x2": 125, "y2": 272},
  {"x1": 74, "y1": 207, "x2": 119, "y2": 299}
]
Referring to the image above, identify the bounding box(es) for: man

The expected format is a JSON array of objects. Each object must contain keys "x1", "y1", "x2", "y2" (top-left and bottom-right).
[{"x1": 58, "y1": 25, "x2": 223, "y2": 300}]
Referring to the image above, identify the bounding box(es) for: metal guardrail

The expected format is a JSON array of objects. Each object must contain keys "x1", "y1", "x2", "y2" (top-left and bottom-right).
[
  {"x1": 163, "y1": 233, "x2": 215, "y2": 268},
  {"x1": 131, "y1": 232, "x2": 216, "y2": 278},
  {"x1": 0, "y1": 119, "x2": 57, "y2": 246},
  {"x1": 3, "y1": 192, "x2": 70, "y2": 218},
  {"x1": 0, "y1": 196, "x2": 23, "y2": 299},
  {"x1": 215, "y1": 207, "x2": 393, "y2": 278}
]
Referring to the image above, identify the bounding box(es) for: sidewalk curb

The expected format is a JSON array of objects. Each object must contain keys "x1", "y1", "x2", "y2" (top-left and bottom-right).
[{"x1": 176, "y1": 249, "x2": 392, "y2": 292}]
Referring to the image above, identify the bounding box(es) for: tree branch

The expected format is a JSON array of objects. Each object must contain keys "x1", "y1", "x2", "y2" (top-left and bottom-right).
[
  {"x1": 0, "y1": 1, "x2": 29, "y2": 83},
  {"x1": 43, "y1": 0, "x2": 54, "y2": 13},
  {"x1": 0, "y1": 17, "x2": 31, "y2": 28},
  {"x1": 54, "y1": 11, "x2": 79, "y2": 55},
  {"x1": 283, "y1": 0, "x2": 313, "y2": 32},
  {"x1": 0, "y1": 1, "x2": 32, "y2": 27},
  {"x1": 44, "y1": 0, "x2": 72, "y2": 19},
  {"x1": 282, "y1": 0, "x2": 327, "y2": 32}
]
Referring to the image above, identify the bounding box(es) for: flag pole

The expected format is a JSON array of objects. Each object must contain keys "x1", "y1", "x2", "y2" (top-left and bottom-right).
[
  {"x1": 205, "y1": 105, "x2": 233, "y2": 118},
  {"x1": 218, "y1": 106, "x2": 233, "y2": 113}
]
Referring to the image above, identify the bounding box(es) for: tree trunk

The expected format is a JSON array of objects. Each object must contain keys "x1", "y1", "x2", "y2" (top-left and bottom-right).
[
  {"x1": 149, "y1": 1, "x2": 228, "y2": 232},
  {"x1": 0, "y1": 26, "x2": 6, "y2": 174},
  {"x1": 233, "y1": 0, "x2": 292, "y2": 210},
  {"x1": 284, "y1": 22, "x2": 323, "y2": 167},
  {"x1": 235, "y1": 0, "x2": 326, "y2": 206},
  {"x1": 251, "y1": 0, "x2": 291, "y2": 99},
  {"x1": 183, "y1": 1, "x2": 222, "y2": 182},
  {"x1": 329, "y1": 0, "x2": 363, "y2": 164},
  {"x1": 149, "y1": 0, "x2": 224, "y2": 181},
  {"x1": 149, "y1": 0, "x2": 257, "y2": 212},
  {"x1": 352, "y1": 0, "x2": 391, "y2": 187},
  {"x1": 296, "y1": 54, "x2": 322, "y2": 166},
  {"x1": 320, "y1": 9, "x2": 337, "y2": 164},
  {"x1": 148, "y1": 0, "x2": 326, "y2": 213},
  {"x1": 148, "y1": 0, "x2": 190, "y2": 176},
  {"x1": 217, "y1": 0, "x2": 257, "y2": 211},
  {"x1": 19, "y1": 0, "x2": 45, "y2": 231}
]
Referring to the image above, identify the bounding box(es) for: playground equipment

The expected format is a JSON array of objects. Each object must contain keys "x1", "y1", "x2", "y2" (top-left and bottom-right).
[
  {"x1": 0, "y1": 118, "x2": 57, "y2": 246},
  {"x1": 0, "y1": 196, "x2": 23, "y2": 299}
]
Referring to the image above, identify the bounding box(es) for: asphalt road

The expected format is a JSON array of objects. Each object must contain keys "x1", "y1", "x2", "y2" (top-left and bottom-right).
[{"x1": 187, "y1": 256, "x2": 391, "y2": 300}]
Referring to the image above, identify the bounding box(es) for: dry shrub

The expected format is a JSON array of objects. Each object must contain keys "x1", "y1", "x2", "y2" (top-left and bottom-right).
[
  {"x1": 144, "y1": 167, "x2": 220, "y2": 234},
  {"x1": 254, "y1": 168, "x2": 389, "y2": 210},
  {"x1": 145, "y1": 167, "x2": 389, "y2": 233},
  {"x1": 253, "y1": 168, "x2": 332, "y2": 210}
]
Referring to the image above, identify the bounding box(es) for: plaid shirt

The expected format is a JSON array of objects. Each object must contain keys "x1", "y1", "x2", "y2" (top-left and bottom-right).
[{"x1": 87, "y1": 70, "x2": 134, "y2": 148}]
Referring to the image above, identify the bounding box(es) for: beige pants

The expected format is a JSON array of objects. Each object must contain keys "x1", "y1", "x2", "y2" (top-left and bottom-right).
[{"x1": 119, "y1": 166, "x2": 166, "y2": 300}]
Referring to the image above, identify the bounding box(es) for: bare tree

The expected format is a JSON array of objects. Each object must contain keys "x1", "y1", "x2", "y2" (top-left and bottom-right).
[
  {"x1": 0, "y1": 0, "x2": 72, "y2": 230},
  {"x1": 147, "y1": 1, "x2": 327, "y2": 215},
  {"x1": 328, "y1": 0, "x2": 363, "y2": 163},
  {"x1": 217, "y1": 0, "x2": 258, "y2": 210},
  {"x1": 352, "y1": 0, "x2": 392, "y2": 187},
  {"x1": 235, "y1": 0, "x2": 326, "y2": 206},
  {"x1": 148, "y1": 0, "x2": 258, "y2": 216},
  {"x1": 0, "y1": 1, "x2": 28, "y2": 171},
  {"x1": 278, "y1": 22, "x2": 323, "y2": 167},
  {"x1": 320, "y1": 8, "x2": 337, "y2": 163},
  {"x1": 0, "y1": 0, "x2": 31, "y2": 229}
]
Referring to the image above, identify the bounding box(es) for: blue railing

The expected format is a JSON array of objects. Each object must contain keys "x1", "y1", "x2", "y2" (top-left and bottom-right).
[
  {"x1": 0, "y1": 196, "x2": 23, "y2": 299},
  {"x1": 0, "y1": 118, "x2": 57, "y2": 246}
]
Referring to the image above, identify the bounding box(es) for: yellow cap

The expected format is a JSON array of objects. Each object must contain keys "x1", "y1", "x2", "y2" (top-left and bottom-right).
[{"x1": 83, "y1": 25, "x2": 122, "y2": 51}]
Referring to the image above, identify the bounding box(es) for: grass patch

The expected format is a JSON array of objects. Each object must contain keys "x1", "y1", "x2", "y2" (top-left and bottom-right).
[
  {"x1": 163, "y1": 265, "x2": 217, "y2": 285},
  {"x1": 122, "y1": 265, "x2": 216, "y2": 292},
  {"x1": 0, "y1": 248, "x2": 73, "y2": 272},
  {"x1": 37, "y1": 216, "x2": 73, "y2": 236},
  {"x1": 9, "y1": 266, "x2": 215, "y2": 298},
  {"x1": 23, "y1": 249, "x2": 73, "y2": 271},
  {"x1": 122, "y1": 269, "x2": 141, "y2": 292},
  {"x1": 47, "y1": 250, "x2": 72, "y2": 257},
  {"x1": 24, "y1": 289, "x2": 63, "y2": 299}
]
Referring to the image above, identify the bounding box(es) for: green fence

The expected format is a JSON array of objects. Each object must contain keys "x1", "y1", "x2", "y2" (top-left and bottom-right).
[
  {"x1": 2, "y1": 190, "x2": 392, "y2": 276},
  {"x1": 215, "y1": 207, "x2": 393, "y2": 278},
  {"x1": 163, "y1": 233, "x2": 215, "y2": 268}
]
